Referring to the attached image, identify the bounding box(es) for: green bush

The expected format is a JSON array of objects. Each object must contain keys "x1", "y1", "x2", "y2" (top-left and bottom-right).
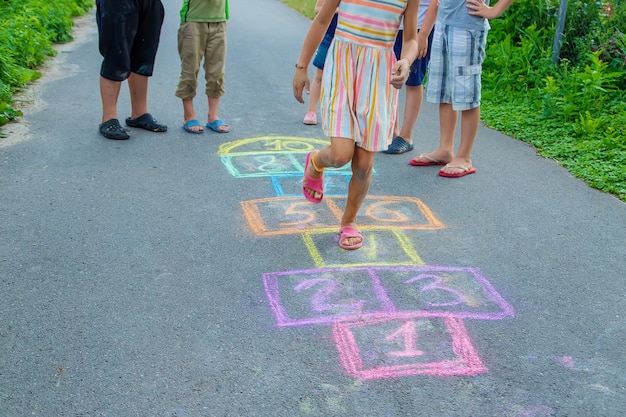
[
  {"x1": 482, "y1": 0, "x2": 626, "y2": 201},
  {"x1": 0, "y1": 0, "x2": 92, "y2": 130}
]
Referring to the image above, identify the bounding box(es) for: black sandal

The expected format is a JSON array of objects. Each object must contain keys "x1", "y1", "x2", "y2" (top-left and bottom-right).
[
  {"x1": 99, "y1": 119, "x2": 130, "y2": 140},
  {"x1": 125, "y1": 113, "x2": 167, "y2": 132}
]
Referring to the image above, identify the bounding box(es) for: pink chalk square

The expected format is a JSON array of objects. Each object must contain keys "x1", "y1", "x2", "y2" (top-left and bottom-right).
[{"x1": 333, "y1": 314, "x2": 488, "y2": 380}]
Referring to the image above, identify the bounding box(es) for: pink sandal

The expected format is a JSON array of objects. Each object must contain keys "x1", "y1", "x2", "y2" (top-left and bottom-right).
[
  {"x1": 303, "y1": 111, "x2": 317, "y2": 125},
  {"x1": 338, "y1": 226, "x2": 363, "y2": 250},
  {"x1": 302, "y1": 151, "x2": 324, "y2": 204}
]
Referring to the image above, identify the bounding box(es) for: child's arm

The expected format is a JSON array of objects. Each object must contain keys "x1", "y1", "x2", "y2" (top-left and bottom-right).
[
  {"x1": 417, "y1": 0, "x2": 438, "y2": 59},
  {"x1": 293, "y1": 0, "x2": 341, "y2": 103},
  {"x1": 466, "y1": 0, "x2": 515, "y2": 20},
  {"x1": 391, "y1": 0, "x2": 419, "y2": 89}
]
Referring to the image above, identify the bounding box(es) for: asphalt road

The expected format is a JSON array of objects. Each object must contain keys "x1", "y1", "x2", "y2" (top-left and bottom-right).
[{"x1": 1, "y1": 0, "x2": 625, "y2": 416}]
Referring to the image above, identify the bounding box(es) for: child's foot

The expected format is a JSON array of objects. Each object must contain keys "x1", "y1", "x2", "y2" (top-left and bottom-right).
[
  {"x1": 383, "y1": 136, "x2": 414, "y2": 154},
  {"x1": 183, "y1": 119, "x2": 204, "y2": 133},
  {"x1": 303, "y1": 111, "x2": 317, "y2": 125},
  {"x1": 338, "y1": 224, "x2": 363, "y2": 250},
  {"x1": 302, "y1": 151, "x2": 324, "y2": 203},
  {"x1": 206, "y1": 119, "x2": 230, "y2": 133},
  {"x1": 409, "y1": 151, "x2": 452, "y2": 166},
  {"x1": 439, "y1": 159, "x2": 476, "y2": 178}
]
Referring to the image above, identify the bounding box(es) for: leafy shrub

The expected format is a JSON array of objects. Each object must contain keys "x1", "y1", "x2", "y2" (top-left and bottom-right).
[
  {"x1": 0, "y1": 0, "x2": 92, "y2": 127},
  {"x1": 482, "y1": 0, "x2": 626, "y2": 201}
]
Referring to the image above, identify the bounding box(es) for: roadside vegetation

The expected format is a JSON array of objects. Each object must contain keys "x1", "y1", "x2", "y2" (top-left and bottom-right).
[
  {"x1": 0, "y1": 0, "x2": 92, "y2": 136},
  {"x1": 283, "y1": 0, "x2": 626, "y2": 202}
]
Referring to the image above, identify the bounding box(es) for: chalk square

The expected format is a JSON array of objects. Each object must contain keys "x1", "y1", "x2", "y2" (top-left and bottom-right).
[
  {"x1": 304, "y1": 230, "x2": 423, "y2": 267},
  {"x1": 373, "y1": 266, "x2": 515, "y2": 320},
  {"x1": 333, "y1": 315, "x2": 488, "y2": 380},
  {"x1": 271, "y1": 174, "x2": 351, "y2": 198},
  {"x1": 220, "y1": 153, "x2": 301, "y2": 178},
  {"x1": 263, "y1": 268, "x2": 395, "y2": 327},
  {"x1": 241, "y1": 197, "x2": 342, "y2": 236},
  {"x1": 353, "y1": 196, "x2": 444, "y2": 230}
]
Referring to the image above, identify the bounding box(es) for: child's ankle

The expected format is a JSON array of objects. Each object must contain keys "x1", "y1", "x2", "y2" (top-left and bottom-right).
[{"x1": 311, "y1": 152, "x2": 324, "y2": 173}]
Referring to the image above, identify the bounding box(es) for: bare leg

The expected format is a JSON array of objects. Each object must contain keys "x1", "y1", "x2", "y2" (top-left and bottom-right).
[
  {"x1": 100, "y1": 76, "x2": 121, "y2": 123},
  {"x1": 208, "y1": 96, "x2": 228, "y2": 132},
  {"x1": 182, "y1": 98, "x2": 203, "y2": 132},
  {"x1": 128, "y1": 72, "x2": 149, "y2": 120},
  {"x1": 410, "y1": 102, "x2": 456, "y2": 164},
  {"x1": 440, "y1": 106, "x2": 479, "y2": 175},
  {"x1": 340, "y1": 146, "x2": 375, "y2": 247},
  {"x1": 307, "y1": 69, "x2": 323, "y2": 114},
  {"x1": 394, "y1": 85, "x2": 424, "y2": 143},
  {"x1": 303, "y1": 137, "x2": 355, "y2": 201}
]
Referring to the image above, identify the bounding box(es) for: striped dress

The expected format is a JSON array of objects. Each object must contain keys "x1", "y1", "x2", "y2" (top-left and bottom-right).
[{"x1": 320, "y1": 0, "x2": 407, "y2": 152}]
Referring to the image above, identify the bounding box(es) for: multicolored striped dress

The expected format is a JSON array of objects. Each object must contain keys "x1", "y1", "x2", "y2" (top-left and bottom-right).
[{"x1": 320, "y1": 0, "x2": 407, "y2": 152}]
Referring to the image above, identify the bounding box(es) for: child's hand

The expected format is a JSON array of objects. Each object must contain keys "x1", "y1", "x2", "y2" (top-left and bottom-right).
[
  {"x1": 390, "y1": 58, "x2": 410, "y2": 89},
  {"x1": 417, "y1": 32, "x2": 429, "y2": 59},
  {"x1": 466, "y1": 0, "x2": 495, "y2": 19},
  {"x1": 293, "y1": 69, "x2": 310, "y2": 104}
]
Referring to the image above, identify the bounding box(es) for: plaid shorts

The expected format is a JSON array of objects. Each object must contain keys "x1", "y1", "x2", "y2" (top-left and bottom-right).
[{"x1": 426, "y1": 24, "x2": 487, "y2": 111}]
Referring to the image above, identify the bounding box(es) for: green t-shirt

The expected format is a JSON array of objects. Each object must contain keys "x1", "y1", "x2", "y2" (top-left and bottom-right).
[{"x1": 180, "y1": 0, "x2": 229, "y2": 22}]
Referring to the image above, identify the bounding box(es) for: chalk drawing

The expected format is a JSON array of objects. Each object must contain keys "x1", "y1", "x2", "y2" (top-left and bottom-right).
[
  {"x1": 333, "y1": 314, "x2": 488, "y2": 380},
  {"x1": 241, "y1": 195, "x2": 444, "y2": 236},
  {"x1": 270, "y1": 174, "x2": 351, "y2": 197},
  {"x1": 218, "y1": 136, "x2": 355, "y2": 178},
  {"x1": 215, "y1": 135, "x2": 515, "y2": 381},
  {"x1": 218, "y1": 135, "x2": 327, "y2": 155},
  {"x1": 302, "y1": 229, "x2": 424, "y2": 268},
  {"x1": 262, "y1": 266, "x2": 514, "y2": 327},
  {"x1": 552, "y1": 356, "x2": 576, "y2": 369},
  {"x1": 385, "y1": 320, "x2": 425, "y2": 357}
]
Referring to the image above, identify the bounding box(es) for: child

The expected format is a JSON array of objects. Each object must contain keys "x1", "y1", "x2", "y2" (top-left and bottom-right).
[
  {"x1": 302, "y1": 0, "x2": 338, "y2": 126},
  {"x1": 384, "y1": 0, "x2": 437, "y2": 154},
  {"x1": 409, "y1": 0, "x2": 515, "y2": 176},
  {"x1": 293, "y1": 0, "x2": 419, "y2": 250},
  {"x1": 175, "y1": 0, "x2": 230, "y2": 134},
  {"x1": 96, "y1": 0, "x2": 167, "y2": 140}
]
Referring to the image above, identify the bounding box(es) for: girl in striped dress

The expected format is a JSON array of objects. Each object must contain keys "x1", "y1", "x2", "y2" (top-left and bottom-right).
[{"x1": 293, "y1": 0, "x2": 419, "y2": 250}]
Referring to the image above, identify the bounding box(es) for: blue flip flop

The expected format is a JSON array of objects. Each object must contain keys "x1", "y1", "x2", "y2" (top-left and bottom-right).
[
  {"x1": 183, "y1": 119, "x2": 204, "y2": 134},
  {"x1": 206, "y1": 119, "x2": 230, "y2": 133}
]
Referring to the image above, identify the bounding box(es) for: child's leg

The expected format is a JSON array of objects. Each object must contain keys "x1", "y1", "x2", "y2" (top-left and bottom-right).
[
  {"x1": 304, "y1": 68, "x2": 323, "y2": 124},
  {"x1": 204, "y1": 22, "x2": 227, "y2": 126},
  {"x1": 396, "y1": 84, "x2": 424, "y2": 142},
  {"x1": 176, "y1": 22, "x2": 204, "y2": 127},
  {"x1": 307, "y1": 68, "x2": 323, "y2": 114},
  {"x1": 208, "y1": 96, "x2": 223, "y2": 126},
  {"x1": 439, "y1": 106, "x2": 479, "y2": 174},
  {"x1": 100, "y1": 76, "x2": 121, "y2": 122},
  {"x1": 303, "y1": 137, "x2": 355, "y2": 201},
  {"x1": 128, "y1": 72, "x2": 149, "y2": 120},
  {"x1": 437, "y1": 103, "x2": 457, "y2": 158},
  {"x1": 411, "y1": 103, "x2": 456, "y2": 164},
  {"x1": 182, "y1": 98, "x2": 202, "y2": 132},
  {"x1": 340, "y1": 146, "x2": 375, "y2": 247},
  {"x1": 439, "y1": 26, "x2": 486, "y2": 174}
]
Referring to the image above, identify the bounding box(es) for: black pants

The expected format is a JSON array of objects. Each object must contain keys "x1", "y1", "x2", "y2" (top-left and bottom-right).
[{"x1": 96, "y1": 0, "x2": 165, "y2": 81}]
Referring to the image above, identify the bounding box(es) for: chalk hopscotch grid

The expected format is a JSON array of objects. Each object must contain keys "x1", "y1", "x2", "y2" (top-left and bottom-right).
[
  {"x1": 219, "y1": 136, "x2": 515, "y2": 380},
  {"x1": 262, "y1": 265, "x2": 515, "y2": 328}
]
